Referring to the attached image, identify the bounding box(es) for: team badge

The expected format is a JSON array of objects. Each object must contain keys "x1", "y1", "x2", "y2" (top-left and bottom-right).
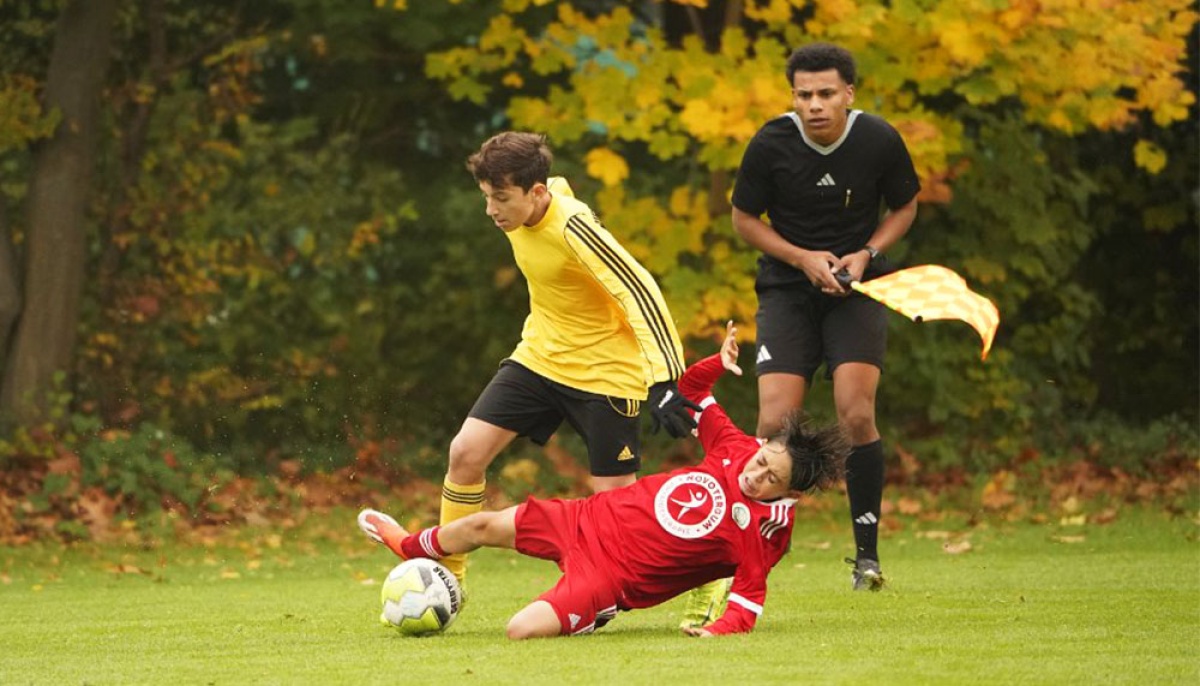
[
  {"x1": 654, "y1": 472, "x2": 726, "y2": 539},
  {"x1": 731, "y1": 502, "x2": 751, "y2": 530}
]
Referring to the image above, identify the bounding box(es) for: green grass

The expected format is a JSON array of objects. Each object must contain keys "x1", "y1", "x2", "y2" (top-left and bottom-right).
[{"x1": 1, "y1": 505, "x2": 1197, "y2": 685}]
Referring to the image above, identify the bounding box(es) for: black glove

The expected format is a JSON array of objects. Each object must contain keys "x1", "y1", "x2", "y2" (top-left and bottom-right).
[{"x1": 647, "y1": 380, "x2": 702, "y2": 439}]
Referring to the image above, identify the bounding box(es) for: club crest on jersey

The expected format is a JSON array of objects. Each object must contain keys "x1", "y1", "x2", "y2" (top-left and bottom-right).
[
  {"x1": 654, "y1": 473, "x2": 726, "y2": 539},
  {"x1": 731, "y1": 502, "x2": 751, "y2": 530}
]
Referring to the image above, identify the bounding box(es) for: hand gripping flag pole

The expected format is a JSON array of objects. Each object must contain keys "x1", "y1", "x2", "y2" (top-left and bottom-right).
[{"x1": 850, "y1": 265, "x2": 1000, "y2": 360}]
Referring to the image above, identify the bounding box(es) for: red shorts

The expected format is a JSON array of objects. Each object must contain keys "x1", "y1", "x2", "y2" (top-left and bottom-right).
[{"x1": 514, "y1": 497, "x2": 622, "y2": 635}]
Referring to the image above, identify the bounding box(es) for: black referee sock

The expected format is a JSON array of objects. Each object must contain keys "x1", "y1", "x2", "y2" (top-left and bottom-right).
[{"x1": 846, "y1": 439, "x2": 885, "y2": 563}]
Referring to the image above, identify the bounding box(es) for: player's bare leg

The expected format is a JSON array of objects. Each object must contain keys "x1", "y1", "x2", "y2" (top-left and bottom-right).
[
  {"x1": 832, "y1": 361, "x2": 886, "y2": 591},
  {"x1": 755, "y1": 372, "x2": 808, "y2": 437},
  {"x1": 436, "y1": 507, "x2": 518, "y2": 553},
  {"x1": 441, "y1": 418, "x2": 518, "y2": 582},
  {"x1": 506, "y1": 600, "x2": 562, "y2": 640},
  {"x1": 358, "y1": 507, "x2": 517, "y2": 560},
  {"x1": 832, "y1": 362, "x2": 880, "y2": 444}
]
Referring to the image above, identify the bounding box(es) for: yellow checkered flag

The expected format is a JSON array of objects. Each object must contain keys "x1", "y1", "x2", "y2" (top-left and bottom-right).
[{"x1": 851, "y1": 265, "x2": 1000, "y2": 359}]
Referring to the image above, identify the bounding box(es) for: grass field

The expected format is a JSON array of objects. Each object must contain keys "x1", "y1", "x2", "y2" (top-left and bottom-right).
[{"x1": 1, "y1": 504, "x2": 1197, "y2": 685}]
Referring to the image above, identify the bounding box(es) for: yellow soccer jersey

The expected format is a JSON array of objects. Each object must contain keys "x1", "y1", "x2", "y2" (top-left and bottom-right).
[{"x1": 504, "y1": 177, "x2": 685, "y2": 401}]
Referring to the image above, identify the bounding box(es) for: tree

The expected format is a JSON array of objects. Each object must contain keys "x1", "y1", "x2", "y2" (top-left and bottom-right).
[
  {"x1": 1, "y1": 0, "x2": 118, "y2": 422},
  {"x1": 410, "y1": 0, "x2": 1197, "y2": 438}
]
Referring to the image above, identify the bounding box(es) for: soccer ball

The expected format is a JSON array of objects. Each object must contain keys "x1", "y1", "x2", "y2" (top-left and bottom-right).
[{"x1": 379, "y1": 558, "x2": 463, "y2": 636}]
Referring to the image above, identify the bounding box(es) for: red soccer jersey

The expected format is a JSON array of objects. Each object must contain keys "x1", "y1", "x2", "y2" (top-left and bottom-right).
[{"x1": 568, "y1": 354, "x2": 796, "y2": 634}]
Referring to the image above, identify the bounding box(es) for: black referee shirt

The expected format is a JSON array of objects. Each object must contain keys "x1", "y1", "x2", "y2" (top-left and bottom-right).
[{"x1": 732, "y1": 110, "x2": 920, "y2": 288}]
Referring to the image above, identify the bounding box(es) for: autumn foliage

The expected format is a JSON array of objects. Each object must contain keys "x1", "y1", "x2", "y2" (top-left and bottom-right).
[{"x1": 0, "y1": 1, "x2": 1195, "y2": 541}]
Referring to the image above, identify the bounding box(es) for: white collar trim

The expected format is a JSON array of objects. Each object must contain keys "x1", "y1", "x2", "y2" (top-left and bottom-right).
[{"x1": 782, "y1": 110, "x2": 861, "y2": 155}]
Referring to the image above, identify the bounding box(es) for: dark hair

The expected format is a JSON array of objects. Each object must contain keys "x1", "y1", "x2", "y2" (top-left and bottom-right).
[
  {"x1": 769, "y1": 411, "x2": 850, "y2": 493},
  {"x1": 786, "y1": 42, "x2": 857, "y2": 86},
  {"x1": 466, "y1": 131, "x2": 553, "y2": 192}
]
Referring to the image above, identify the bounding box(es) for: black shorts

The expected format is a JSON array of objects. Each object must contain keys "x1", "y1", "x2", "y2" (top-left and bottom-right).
[
  {"x1": 468, "y1": 361, "x2": 642, "y2": 477},
  {"x1": 754, "y1": 285, "x2": 888, "y2": 381}
]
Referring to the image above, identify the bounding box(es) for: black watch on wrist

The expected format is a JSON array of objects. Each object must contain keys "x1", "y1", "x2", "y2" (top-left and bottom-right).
[{"x1": 863, "y1": 245, "x2": 880, "y2": 262}]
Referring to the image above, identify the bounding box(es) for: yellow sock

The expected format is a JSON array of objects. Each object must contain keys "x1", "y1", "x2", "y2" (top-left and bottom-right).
[{"x1": 439, "y1": 478, "x2": 485, "y2": 583}]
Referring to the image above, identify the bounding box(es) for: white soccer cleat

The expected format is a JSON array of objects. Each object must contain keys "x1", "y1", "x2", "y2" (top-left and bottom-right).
[{"x1": 358, "y1": 508, "x2": 402, "y2": 548}]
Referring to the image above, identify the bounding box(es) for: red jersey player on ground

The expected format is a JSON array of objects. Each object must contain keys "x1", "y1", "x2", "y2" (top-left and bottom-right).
[{"x1": 358, "y1": 322, "x2": 848, "y2": 639}]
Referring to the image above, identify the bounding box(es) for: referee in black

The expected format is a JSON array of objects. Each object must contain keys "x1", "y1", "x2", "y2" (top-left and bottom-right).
[{"x1": 730, "y1": 42, "x2": 920, "y2": 591}]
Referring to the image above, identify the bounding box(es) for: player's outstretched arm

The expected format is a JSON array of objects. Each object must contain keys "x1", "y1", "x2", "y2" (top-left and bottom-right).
[
  {"x1": 720, "y1": 320, "x2": 742, "y2": 376},
  {"x1": 679, "y1": 320, "x2": 742, "y2": 403}
]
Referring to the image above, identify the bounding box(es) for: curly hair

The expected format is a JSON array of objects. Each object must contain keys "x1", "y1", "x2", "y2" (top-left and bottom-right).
[
  {"x1": 466, "y1": 131, "x2": 553, "y2": 192},
  {"x1": 786, "y1": 42, "x2": 857, "y2": 86},
  {"x1": 769, "y1": 410, "x2": 850, "y2": 494}
]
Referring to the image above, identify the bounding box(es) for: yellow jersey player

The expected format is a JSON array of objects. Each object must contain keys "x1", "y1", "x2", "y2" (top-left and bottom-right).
[{"x1": 432, "y1": 132, "x2": 699, "y2": 589}]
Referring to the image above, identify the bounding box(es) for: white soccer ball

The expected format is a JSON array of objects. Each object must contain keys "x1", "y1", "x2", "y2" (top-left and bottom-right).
[{"x1": 379, "y1": 558, "x2": 463, "y2": 636}]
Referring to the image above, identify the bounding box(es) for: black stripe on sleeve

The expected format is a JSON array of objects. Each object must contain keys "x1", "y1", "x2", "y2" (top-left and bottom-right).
[{"x1": 565, "y1": 216, "x2": 683, "y2": 379}]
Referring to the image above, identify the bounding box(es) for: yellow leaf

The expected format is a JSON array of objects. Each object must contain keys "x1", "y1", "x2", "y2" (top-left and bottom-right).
[
  {"x1": 679, "y1": 99, "x2": 723, "y2": 139},
  {"x1": 1133, "y1": 139, "x2": 1167, "y2": 174},
  {"x1": 668, "y1": 186, "x2": 692, "y2": 216},
  {"x1": 938, "y1": 20, "x2": 986, "y2": 67},
  {"x1": 584, "y1": 147, "x2": 629, "y2": 186}
]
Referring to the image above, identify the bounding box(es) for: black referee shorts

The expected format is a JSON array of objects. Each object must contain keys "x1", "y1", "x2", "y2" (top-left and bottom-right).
[
  {"x1": 754, "y1": 285, "x2": 888, "y2": 381},
  {"x1": 468, "y1": 360, "x2": 642, "y2": 477}
]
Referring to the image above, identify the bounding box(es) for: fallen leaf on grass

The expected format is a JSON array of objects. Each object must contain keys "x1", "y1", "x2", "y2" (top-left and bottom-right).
[
  {"x1": 801, "y1": 540, "x2": 831, "y2": 550},
  {"x1": 1052, "y1": 535, "x2": 1086, "y2": 544},
  {"x1": 897, "y1": 497, "x2": 922, "y2": 515},
  {"x1": 1059, "y1": 514, "x2": 1087, "y2": 526},
  {"x1": 107, "y1": 564, "x2": 149, "y2": 576},
  {"x1": 942, "y1": 540, "x2": 973, "y2": 555},
  {"x1": 917, "y1": 530, "x2": 952, "y2": 539}
]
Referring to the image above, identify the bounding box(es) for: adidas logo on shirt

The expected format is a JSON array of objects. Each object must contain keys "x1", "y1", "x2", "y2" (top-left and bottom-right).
[
  {"x1": 816, "y1": 173, "x2": 836, "y2": 186},
  {"x1": 616, "y1": 446, "x2": 635, "y2": 461},
  {"x1": 756, "y1": 345, "x2": 772, "y2": 364}
]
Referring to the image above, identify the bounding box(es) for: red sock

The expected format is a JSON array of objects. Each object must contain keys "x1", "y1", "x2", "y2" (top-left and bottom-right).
[{"x1": 399, "y1": 526, "x2": 446, "y2": 560}]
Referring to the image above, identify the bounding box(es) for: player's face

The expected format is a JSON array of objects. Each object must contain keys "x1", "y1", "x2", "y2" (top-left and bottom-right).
[
  {"x1": 479, "y1": 180, "x2": 548, "y2": 231},
  {"x1": 738, "y1": 444, "x2": 793, "y2": 501},
  {"x1": 791, "y1": 69, "x2": 855, "y2": 146}
]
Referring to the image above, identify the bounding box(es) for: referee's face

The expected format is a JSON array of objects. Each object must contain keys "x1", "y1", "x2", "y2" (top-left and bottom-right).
[
  {"x1": 479, "y1": 180, "x2": 550, "y2": 232},
  {"x1": 791, "y1": 69, "x2": 855, "y2": 146}
]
